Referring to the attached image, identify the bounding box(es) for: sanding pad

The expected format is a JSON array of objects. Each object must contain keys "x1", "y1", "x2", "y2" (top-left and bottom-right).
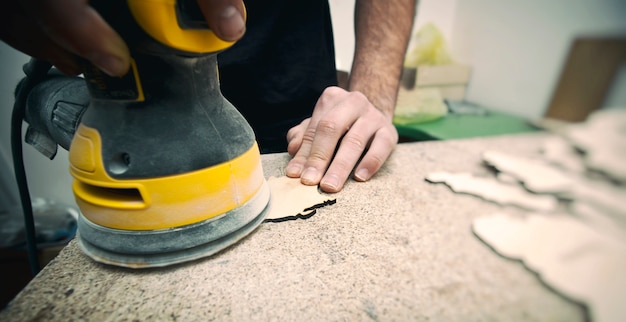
[{"x1": 77, "y1": 181, "x2": 271, "y2": 268}]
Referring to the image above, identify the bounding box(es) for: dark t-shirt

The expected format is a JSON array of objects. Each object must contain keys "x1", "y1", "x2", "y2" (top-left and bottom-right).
[{"x1": 217, "y1": 0, "x2": 338, "y2": 153}]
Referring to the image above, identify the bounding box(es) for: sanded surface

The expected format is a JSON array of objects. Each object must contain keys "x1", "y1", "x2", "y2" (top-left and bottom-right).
[{"x1": 0, "y1": 133, "x2": 585, "y2": 321}]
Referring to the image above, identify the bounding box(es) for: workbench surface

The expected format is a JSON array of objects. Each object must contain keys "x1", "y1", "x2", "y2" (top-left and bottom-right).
[{"x1": 1, "y1": 133, "x2": 586, "y2": 321}]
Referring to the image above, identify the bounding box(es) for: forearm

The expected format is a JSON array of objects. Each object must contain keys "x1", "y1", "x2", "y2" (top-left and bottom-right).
[{"x1": 349, "y1": 0, "x2": 416, "y2": 119}]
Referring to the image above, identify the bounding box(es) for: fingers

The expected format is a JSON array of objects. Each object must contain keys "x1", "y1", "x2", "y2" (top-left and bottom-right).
[
  {"x1": 298, "y1": 95, "x2": 366, "y2": 187},
  {"x1": 285, "y1": 121, "x2": 317, "y2": 179},
  {"x1": 352, "y1": 124, "x2": 398, "y2": 182},
  {"x1": 320, "y1": 107, "x2": 397, "y2": 192},
  {"x1": 285, "y1": 87, "x2": 397, "y2": 193},
  {"x1": 2, "y1": 0, "x2": 244, "y2": 76},
  {"x1": 320, "y1": 117, "x2": 377, "y2": 192},
  {"x1": 285, "y1": 87, "x2": 354, "y2": 179},
  {"x1": 0, "y1": 2, "x2": 81, "y2": 75},
  {"x1": 286, "y1": 118, "x2": 309, "y2": 156},
  {"x1": 197, "y1": 0, "x2": 246, "y2": 42},
  {"x1": 20, "y1": 0, "x2": 130, "y2": 76}
]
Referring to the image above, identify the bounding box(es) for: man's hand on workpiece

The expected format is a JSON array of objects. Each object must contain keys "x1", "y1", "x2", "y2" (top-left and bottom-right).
[
  {"x1": 287, "y1": 0, "x2": 416, "y2": 193},
  {"x1": 285, "y1": 86, "x2": 398, "y2": 193},
  {"x1": 0, "y1": 0, "x2": 245, "y2": 77}
]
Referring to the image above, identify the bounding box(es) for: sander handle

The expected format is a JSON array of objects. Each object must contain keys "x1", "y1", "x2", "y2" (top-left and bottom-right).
[{"x1": 21, "y1": 72, "x2": 89, "y2": 159}]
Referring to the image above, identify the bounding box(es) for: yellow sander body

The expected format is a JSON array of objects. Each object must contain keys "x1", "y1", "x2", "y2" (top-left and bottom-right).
[{"x1": 69, "y1": 0, "x2": 270, "y2": 268}]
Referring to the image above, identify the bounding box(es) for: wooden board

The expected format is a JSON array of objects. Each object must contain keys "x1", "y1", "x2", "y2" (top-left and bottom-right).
[{"x1": 545, "y1": 37, "x2": 626, "y2": 122}]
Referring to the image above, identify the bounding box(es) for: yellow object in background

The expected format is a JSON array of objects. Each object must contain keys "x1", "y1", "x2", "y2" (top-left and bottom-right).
[
  {"x1": 394, "y1": 87, "x2": 448, "y2": 125},
  {"x1": 404, "y1": 23, "x2": 453, "y2": 67},
  {"x1": 394, "y1": 23, "x2": 474, "y2": 125}
]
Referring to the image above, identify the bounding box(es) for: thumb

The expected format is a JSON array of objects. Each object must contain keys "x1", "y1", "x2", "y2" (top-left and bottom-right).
[{"x1": 197, "y1": 0, "x2": 246, "y2": 42}]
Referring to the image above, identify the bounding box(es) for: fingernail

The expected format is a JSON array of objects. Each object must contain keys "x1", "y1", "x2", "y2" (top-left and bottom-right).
[
  {"x1": 90, "y1": 53, "x2": 127, "y2": 77},
  {"x1": 301, "y1": 167, "x2": 319, "y2": 185},
  {"x1": 355, "y1": 168, "x2": 370, "y2": 181},
  {"x1": 286, "y1": 163, "x2": 303, "y2": 177},
  {"x1": 219, "y1": 6, "x2": 245, "y2": 41},
  {"x1": 321, "y1": 174, "x2": 340, "y2": 191}
]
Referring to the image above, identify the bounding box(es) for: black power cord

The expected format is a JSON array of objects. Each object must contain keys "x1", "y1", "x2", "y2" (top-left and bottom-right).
[{"x1": 11, "y1": 58, "x2": 53, "y2": 276}]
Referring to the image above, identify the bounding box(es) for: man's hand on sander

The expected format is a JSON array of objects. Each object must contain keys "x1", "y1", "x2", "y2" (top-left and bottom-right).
[
  {"x1": 0, "y1": 0, "x2": 246, "y2": 76},
  {"x1": 285, "y1": 87, "x2": 398, "y2": 193}
]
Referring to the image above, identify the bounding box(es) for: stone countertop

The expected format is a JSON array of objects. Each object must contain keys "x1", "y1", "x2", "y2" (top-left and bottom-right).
[{"x1": 1, "y1": 133, "x2": 585, "y2": 321}]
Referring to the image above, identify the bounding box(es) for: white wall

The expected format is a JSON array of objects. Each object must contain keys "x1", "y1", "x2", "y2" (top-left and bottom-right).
[
  {"x1": 0, "y1": 43, "x2": 76, "y2": 208},
  {"x1": 412, "y1": 0, "x2": 458, "y2": 45},
  {"x1": 449, "y1": 0, "x2": 626, "y2": 119},
  {"x1": 0, "y1": 45, "x2": 21, "y2": 209},
  {"x1": 330, "y1": 0, "x2": 626, "y2": 120},
  {"x1": 604, "y1": 63, "x2": 626, "y2": 109},
  {"x1": 329, "y1": 0, "x2": 454, "y2": 72},
  {"x1": 328, "y1": 0, "x2": 356, "y2": 72}
]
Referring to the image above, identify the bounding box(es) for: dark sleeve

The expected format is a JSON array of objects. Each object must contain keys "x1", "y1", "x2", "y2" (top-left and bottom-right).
[{"x1": 217, "y1": 0, "x2": 338, "y2": 153}]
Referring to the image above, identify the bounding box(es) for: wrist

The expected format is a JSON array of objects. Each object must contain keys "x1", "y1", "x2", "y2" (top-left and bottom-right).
[{"x1": 347, "y1": 79, "x2": 398, "y2": 122}]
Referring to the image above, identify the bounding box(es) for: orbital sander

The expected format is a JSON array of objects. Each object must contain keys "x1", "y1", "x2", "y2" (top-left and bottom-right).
[{"x1": 16, "y1": 0, "x2": 271, "y2": 268}]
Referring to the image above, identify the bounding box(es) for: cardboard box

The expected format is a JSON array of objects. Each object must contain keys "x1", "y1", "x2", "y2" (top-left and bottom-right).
[{"x1": 400, "y1": 64, "x2": 471, "y2": 100}]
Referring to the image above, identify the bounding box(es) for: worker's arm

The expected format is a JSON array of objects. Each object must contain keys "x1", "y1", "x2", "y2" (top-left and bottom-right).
[
  {"x1": 286, "y1": 0, "x2": 416, "y2": 193},
  {"x1": 0, "y1": 0, "x2": 245, "y2": 76}
]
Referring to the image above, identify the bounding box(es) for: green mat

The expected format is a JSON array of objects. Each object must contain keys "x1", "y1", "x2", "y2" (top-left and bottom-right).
[{"x1": 395, "y1": 110, "x2": 540, "y2": 141}]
